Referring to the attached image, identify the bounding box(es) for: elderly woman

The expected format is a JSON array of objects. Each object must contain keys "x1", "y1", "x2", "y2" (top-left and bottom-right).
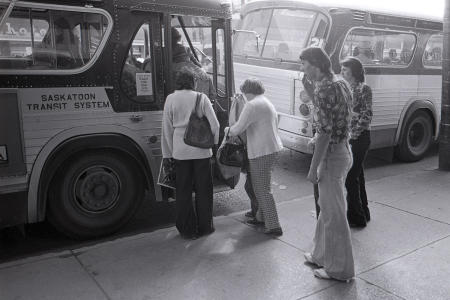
[
  {"x1": 225, "y1": 78, "x2": 283, "y2": 236},
  {"x1": 162, "y1": 69, "x2": 219, "y2": 239},
  {"x1": 341, "y1": 57, "x2": 373, "y2": 227},
  {"x1": 300, "y1": 47, "x2": 355, "y2": 281}
]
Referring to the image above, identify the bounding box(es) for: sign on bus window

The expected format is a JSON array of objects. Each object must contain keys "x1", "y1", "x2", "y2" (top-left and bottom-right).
[
  {"x1": 340, "y1": 28, "x2": 416, "y2": 67},
  {"x1": 0, "y1": 5, "x2": 109, "y2": 71},
  {"x1": 121, "y1": 23, "x2": 155, "y2": 104},
  {"x1": 423, "y1": 34, "x2": 443, "y2": 68}
]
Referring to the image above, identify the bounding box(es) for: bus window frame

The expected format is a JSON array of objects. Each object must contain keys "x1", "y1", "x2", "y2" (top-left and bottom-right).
[
  {"x1": 339, "y1": 26, "x2": 418, "y2": 69},
  {"x1": 422, "y1": 33, "x2": 443, "y2": 70},
  {"x1": 0, "y1": 1, "x2": 113, "y2": 75},
  {"x1": 234, "y1": 7, "x2": 331, "y2": 63}
]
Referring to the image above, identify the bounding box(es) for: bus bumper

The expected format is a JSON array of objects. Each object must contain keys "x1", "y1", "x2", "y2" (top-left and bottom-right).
[{"x1": 279, "y1": 130, "x2": 313, "y2": 154}]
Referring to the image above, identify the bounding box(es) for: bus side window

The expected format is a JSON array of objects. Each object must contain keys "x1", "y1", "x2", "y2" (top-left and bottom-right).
[
  {"x1": 120, "y1": 23, "x2": 155, "y2": 104},
  {"x1": 423, "y1": 34, "x2": 443, "y2": 68},
  {"x1": 341, "y1": 28, "x2": 417, "y2": 67},
  {"x1": 0, "y1": 6, "x2": 108, "y2": 71}
]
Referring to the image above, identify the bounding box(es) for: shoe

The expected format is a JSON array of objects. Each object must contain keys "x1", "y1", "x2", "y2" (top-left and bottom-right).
[
  {"x1": 264, "y1": 227, "x2": 283, "y2": 236},
  {"x1": 246, "y1": 219, "x2": 264, "y2": 226},
  {"x1": 304, "y1": 252, "x2": 319, "y2": 266},
  {"x1": 244, "y1": 211, "x2": 254, "y2": 218},
  {"x1": 349, "y1": 222, "x2": 367, "y2": 228},
  {"x1": 313, "y1": 268, "x2": 331, "y2": 280},
  {"x1": 364, "y1": 208, "x2": 371, "y2": 222},
  {"x1": 198, "y1": 227, "x2": 215, "y2": 236},
  {"x1": 348, "y1": 215, "x2": 367, "y2": 228},
  {"x1": 313, "y1": 269, "x2": 352, "y2": 282}
]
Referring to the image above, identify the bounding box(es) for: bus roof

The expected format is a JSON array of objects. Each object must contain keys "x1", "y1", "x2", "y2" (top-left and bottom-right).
[
  {"x1": 9, "y1": 0, "x2": 232, "y2": 18},
  {"x1": 240, "y1": 0, "x2": 442, "y2": 23}
]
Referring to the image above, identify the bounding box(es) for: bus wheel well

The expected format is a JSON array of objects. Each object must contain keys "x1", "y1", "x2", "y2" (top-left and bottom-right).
[
  {"x1": 38, "y1": 134, "x2": 154, "y2": 221},
  {"x1": 397, "y1": 106, "x2": 437, "y2": 144}
]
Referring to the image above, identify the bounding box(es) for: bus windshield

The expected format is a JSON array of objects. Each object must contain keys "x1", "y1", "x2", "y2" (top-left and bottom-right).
[{"x1": 234, "y1": 8, "x2": 318, "y2": 61}]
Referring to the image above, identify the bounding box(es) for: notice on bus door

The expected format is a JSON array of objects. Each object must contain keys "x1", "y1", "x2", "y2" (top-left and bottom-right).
[{"x1": 136, "y1": 73, "x2": 153, "y2": 96}]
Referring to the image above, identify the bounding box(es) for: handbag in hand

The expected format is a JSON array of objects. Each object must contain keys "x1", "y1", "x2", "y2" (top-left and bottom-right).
[
  {"x1": 184, "y1": 93, "x2": 215, "y2": 149},
  {"x1": 219, "y1": 132, "x2": 246, "y2": 168}
]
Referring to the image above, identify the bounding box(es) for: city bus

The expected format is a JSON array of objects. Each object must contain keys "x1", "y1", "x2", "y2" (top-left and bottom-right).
[
  {"x1": 0, "y1": 0, "x2": 234, "y2": 238},
  {"x1": 233, "y1": 0, "x2": 443, "y2": 162}
]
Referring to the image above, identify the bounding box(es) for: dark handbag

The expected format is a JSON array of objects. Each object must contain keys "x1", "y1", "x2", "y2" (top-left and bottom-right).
[
  {"x1": 219, "y1": 133, "x2": 246, "y2": 168},
  {"x1": 184, "y1": 93, "x2": 215, "y2": 149}
]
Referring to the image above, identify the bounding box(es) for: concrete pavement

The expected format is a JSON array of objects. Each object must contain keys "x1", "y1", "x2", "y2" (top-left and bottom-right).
[{"x1": 1, "y1": 169, "x2": 450, "y2": 300}]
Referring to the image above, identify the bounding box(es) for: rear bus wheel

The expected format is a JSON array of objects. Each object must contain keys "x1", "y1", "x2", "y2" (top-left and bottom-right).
[
  {"x1": 48, "y1": 152, "x2": 144, "y2": 239},
  {"x1": 396, "y1": 111, "x2": 433, "y2": 162}
]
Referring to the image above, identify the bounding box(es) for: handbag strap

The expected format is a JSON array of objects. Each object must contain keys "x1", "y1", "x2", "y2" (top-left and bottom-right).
[{"x1": 193, "y1": 92, "x2": 202, "y2": 117}]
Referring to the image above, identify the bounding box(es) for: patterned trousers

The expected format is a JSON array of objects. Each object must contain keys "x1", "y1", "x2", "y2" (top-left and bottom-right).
[{"x1": 248, "y1": 152, "x2": 281, "y2": 231}]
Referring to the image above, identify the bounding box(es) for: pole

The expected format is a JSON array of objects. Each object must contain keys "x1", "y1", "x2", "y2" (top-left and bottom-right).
[{"x1": 439, "y1": 0, "x2": 450, "y2": 170}]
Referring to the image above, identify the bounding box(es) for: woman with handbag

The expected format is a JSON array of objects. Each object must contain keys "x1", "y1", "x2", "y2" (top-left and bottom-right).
[
  {"x1": 225, "y1": 78, "x2": 284, "y2": 236},
  {"x1": 161, "y1": 69, "x2": 220, "y2": 239},
  {"x1": 341, "y1": 57, "x2": 373, "y2": 228}
]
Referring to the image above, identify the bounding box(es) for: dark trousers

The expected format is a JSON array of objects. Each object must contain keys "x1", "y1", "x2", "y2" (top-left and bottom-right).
[
  {"x1": 345, "y1": 130, "x2": 371, "y2": 224},
  {"x1": 175, "y1": 158, "x2": 214, "y2": 237}
]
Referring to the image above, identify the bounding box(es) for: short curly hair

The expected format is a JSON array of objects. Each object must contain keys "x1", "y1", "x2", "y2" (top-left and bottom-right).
[
  {"x1": 240, "y1": 78, "x2": 265, "y2": 95},
  {"x1": 174, "y1": 69, "x2": 195, "y2": 90}
]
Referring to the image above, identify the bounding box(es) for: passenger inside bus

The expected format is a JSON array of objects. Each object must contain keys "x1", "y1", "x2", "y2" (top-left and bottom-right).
[
  {"x1": 171, "y1": 27, "x2": 215, "y2": 101},
  {"x1": 35, "y1": 17, "x2": 83, "y2": 69},
  {"x1": 277, "y1": 42, "x2": 291, "y2": 60}
]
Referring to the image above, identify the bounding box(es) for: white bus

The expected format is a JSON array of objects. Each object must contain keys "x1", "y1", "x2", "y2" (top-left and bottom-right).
[
  {"x1": 233, "y1": 0, "x2": 442, "y2": 162},
  {"x1": 0, "y1": 0, "x2": 234, "y2": 238}
]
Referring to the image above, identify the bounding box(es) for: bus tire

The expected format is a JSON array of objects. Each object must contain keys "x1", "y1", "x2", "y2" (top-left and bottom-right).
[
  {"x1": 395, "y1": 110, "x2": 433, "y2": 162},
  {"x1": 47, "y1": 151, "x2": 144, "y2": 239}
]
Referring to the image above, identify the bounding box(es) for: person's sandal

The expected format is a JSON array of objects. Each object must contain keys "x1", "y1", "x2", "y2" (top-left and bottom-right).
[
  {"x1": 313, "y1": 268, "x2": 331, "y2": 280},
  {"x1": 244, "y1": 211, "x2": 254, "y2": 218},
  {"x1": 304, "y1": 252, "x2": 320, "y2": 266},
  {"x1": 314, "y1": 269, "x2": 352, "y2": 282}
]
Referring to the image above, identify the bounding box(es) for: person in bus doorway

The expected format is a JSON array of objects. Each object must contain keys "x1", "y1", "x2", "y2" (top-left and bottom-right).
[
  {"x1": 340, "y1": 57, "x2": 373, "y2": 227},
  {"x1": 171, "y1": 28, "x2": 215, "y2": 101},
  {"x1": 224, "y1": 78, "x2": 284, "y2": 236},
  {"x1": 161, "y1": 69, "x2": 220, "y2": 239},
  {"x1": 300, "y1": 47, "x2": 355, "y2": 281}
]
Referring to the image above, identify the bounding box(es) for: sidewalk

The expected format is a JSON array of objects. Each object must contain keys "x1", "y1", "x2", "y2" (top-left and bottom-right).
[{"x1": 1, "y1": 169, "x2": 450, "y2": 300}]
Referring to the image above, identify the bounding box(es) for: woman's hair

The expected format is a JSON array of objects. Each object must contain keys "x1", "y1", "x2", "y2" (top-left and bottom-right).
[
  {"x1": 171, "y1": 27, "x2": 182, "y2": 43},
  {"x1": 299, "y1": 47, "x2": 333, "y2": 77},
  {"x1": 174, "y1": 69, "x2": 195, "y2": 90},
  {"x1": 240, "y1": 78, "x2": 265, "y2": 95},
  {"x1": 340, "y1": 56, "x2": 365, "y2": 83}
]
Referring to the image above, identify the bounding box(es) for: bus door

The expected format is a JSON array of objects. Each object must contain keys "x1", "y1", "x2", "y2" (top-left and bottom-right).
[{"x1": 169, "y1": 15, "x2": 231, "y2": 189}]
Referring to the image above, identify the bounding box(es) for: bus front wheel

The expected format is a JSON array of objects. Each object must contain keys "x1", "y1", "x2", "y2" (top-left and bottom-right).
[
  {"x1": 396, "y1": 111, "x2": 433, "y2": 162},
  {"x1": 48, "y1": 152, "x2": 144, "y2": 239}
]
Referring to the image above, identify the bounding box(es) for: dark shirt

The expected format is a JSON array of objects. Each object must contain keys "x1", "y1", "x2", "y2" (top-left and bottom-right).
[{"x1": 350, "y1": 82, "x2": 373, "y2": 139}]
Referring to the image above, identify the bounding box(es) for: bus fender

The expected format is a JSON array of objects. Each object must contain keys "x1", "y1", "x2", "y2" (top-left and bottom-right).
[
  {"x1": 394, "y1": 99, "x2": 438, "y2": 145},
  {"x1": 28, "y1": 125, "x2": 162, "y2": 223}
]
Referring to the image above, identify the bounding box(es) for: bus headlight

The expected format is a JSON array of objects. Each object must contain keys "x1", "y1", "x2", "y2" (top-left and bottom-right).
[{"x1": 299, "y1": 103, "x2": 310, "y2": 116}]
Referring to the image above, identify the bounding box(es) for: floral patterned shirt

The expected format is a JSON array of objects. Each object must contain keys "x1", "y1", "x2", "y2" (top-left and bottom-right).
[
  {"x1": 312, "y1": 76, "x2": 352, "y2": 144},
  {"x1": 350, "y1": 82, "x2": 373, "y2": 139}
]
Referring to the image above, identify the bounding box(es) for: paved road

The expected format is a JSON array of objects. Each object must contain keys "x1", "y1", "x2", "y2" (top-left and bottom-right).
[{"x1": 0, "y1": 146, "x2": 438, "y2": 263}]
